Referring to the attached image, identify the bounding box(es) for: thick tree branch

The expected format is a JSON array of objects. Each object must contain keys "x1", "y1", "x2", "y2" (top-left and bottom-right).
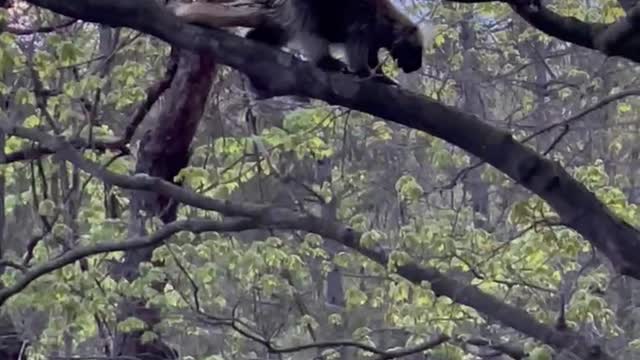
[
  {"x1": 110, "y1": 46, "x2": 214, "y2": 358},
  {"x1": 0, "y1": 122, "x2": 615, "y2": 360},
  {"x1": 509, "y1": 2, "x2": 605, "y2": 52},
  {"x1": 593, "y1": 4, "x2": 640, "y2": 53},
  {"x1": 448, "y1": 0, "x2": 640, "y2": 63},
  {"x1": 0, "y1": 218, "x2": 255, "y2": 307}
]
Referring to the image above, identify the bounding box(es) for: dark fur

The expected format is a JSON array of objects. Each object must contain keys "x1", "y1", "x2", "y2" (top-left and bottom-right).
[
  {"x1": 247, "y1": 0, "x2": 424, "y2": 84},
  {"x1": 173, "y1": 0, "x2": 424, "y2": 90}
]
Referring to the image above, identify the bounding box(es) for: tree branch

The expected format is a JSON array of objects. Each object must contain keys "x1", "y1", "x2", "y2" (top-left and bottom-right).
[
  {"x1": 0, "y1": 218, "x2": 255, "y2": 307},
  {"x1": 447, "y1": 0, "x2": 640, "y2": 63},
  {"x1": 200, "y1": 308, "x2": 449, "y2": 360},
  {"x1": 593, "y1": 4, "x2": 640, "y2": 53},
  {"x1": 3, "y1": 18, "x2": 77, "y2": 35}
]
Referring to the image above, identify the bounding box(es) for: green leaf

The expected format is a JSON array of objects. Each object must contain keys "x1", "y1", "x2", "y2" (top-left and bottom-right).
[
  {"x1": 141, "y1": 331, "x2": 159, "y2": 344},
  {"x1": 303, "y1": 233, "x2": 323, "y2": 247},
  {"x1": 175, "y1": 166, "x2": 210, "y2": 189},
  {"x1": 38, "y1": 199, "x2": 56, "y2": 217},
  {"x1": 371, "y1": 121, "x2": 393, "y2": 141},
  {"x1": 350, "y1": 214, "x2": 368, "y2": 232},
  {"x1": 617, "y1": 102, "x2": 631, "y2": 114},
  {"x1": 299, "y1": 314, "x2": 319, "y2": 330},
  {"x1": 345, "y1": 287, "x2": 368, "y2": 308},
  {"x1": 23, "y1": 115, "x2": 41, "y2": 128},
  {"x1": 321, "y1": 349, "x2": 341, "y2": 360},
  {"x1": 395, "y1": 175, "x2": 424, "y2": 202},
  {"x1": 529, "y1": 345, "x2": 553, "y2": 360},
  {"x1": 333, "y1": 252, "x2": 351, "y2": 268},
  {"x1": 388, "y1": 250, "x2": 412, "y2": 271},
  {"x1": 52, "y1": 223, "x2": 73, "y2": 240},
  {"x1": 434, "y1": 32, "x2": 446, "y2": 47},
  {"x1": 629, "y1": 339, "x2": 640, "y2": 350},
  {"x1": 328, "y1": 313, "x2": 343, "y2": 326},
  {"x1": 15, "y1": 87, "x2": 33, "y2": 105},
  {"x1": 0, "y1": 44, "x2": 15, "y2": 74},
  {"x1": 116, "y1": 317, "x2": 147, "y2": 333},
  {"x1": 360, "y1": 230, "x2": 383, "y2": 249}
]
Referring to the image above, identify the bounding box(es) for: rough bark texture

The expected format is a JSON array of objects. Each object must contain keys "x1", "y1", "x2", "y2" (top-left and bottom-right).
[{"x1": 110, "y1": 48, "x2": 216, "y2": 359}]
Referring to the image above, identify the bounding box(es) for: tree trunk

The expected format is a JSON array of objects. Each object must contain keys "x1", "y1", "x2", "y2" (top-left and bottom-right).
[{"x1": 109, "y1": 48, "x2": 217, "y2": 359}]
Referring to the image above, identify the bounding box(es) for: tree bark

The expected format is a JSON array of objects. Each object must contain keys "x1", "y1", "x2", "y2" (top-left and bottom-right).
[{"x1": 110, "y1": 48, "x2": 216, "y2": 359}]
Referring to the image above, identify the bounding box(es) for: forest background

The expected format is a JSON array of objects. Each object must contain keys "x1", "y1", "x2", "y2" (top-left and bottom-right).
[{"x1": 1, "y1": 0, "x2": 640, "y2": 359}]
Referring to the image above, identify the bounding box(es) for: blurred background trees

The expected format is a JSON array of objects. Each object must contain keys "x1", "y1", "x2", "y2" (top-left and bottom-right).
[{"x1": 1, "y1": 0, "x2": 640, "y2": 359}]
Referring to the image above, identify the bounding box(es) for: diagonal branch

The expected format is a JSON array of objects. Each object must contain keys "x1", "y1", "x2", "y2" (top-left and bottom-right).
[
  {"x1": 0, "y1": 218, "x2": 256, "y2": 307},
  {"x1": 198, "y1": 308, "x2": 450, "y2": 359},
  {"x1": 447, "y1": 0, "x2": 640, "y2": 63},
  {"x1": 592, "y1": 4, "x2": 640, "y2": 53}
]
